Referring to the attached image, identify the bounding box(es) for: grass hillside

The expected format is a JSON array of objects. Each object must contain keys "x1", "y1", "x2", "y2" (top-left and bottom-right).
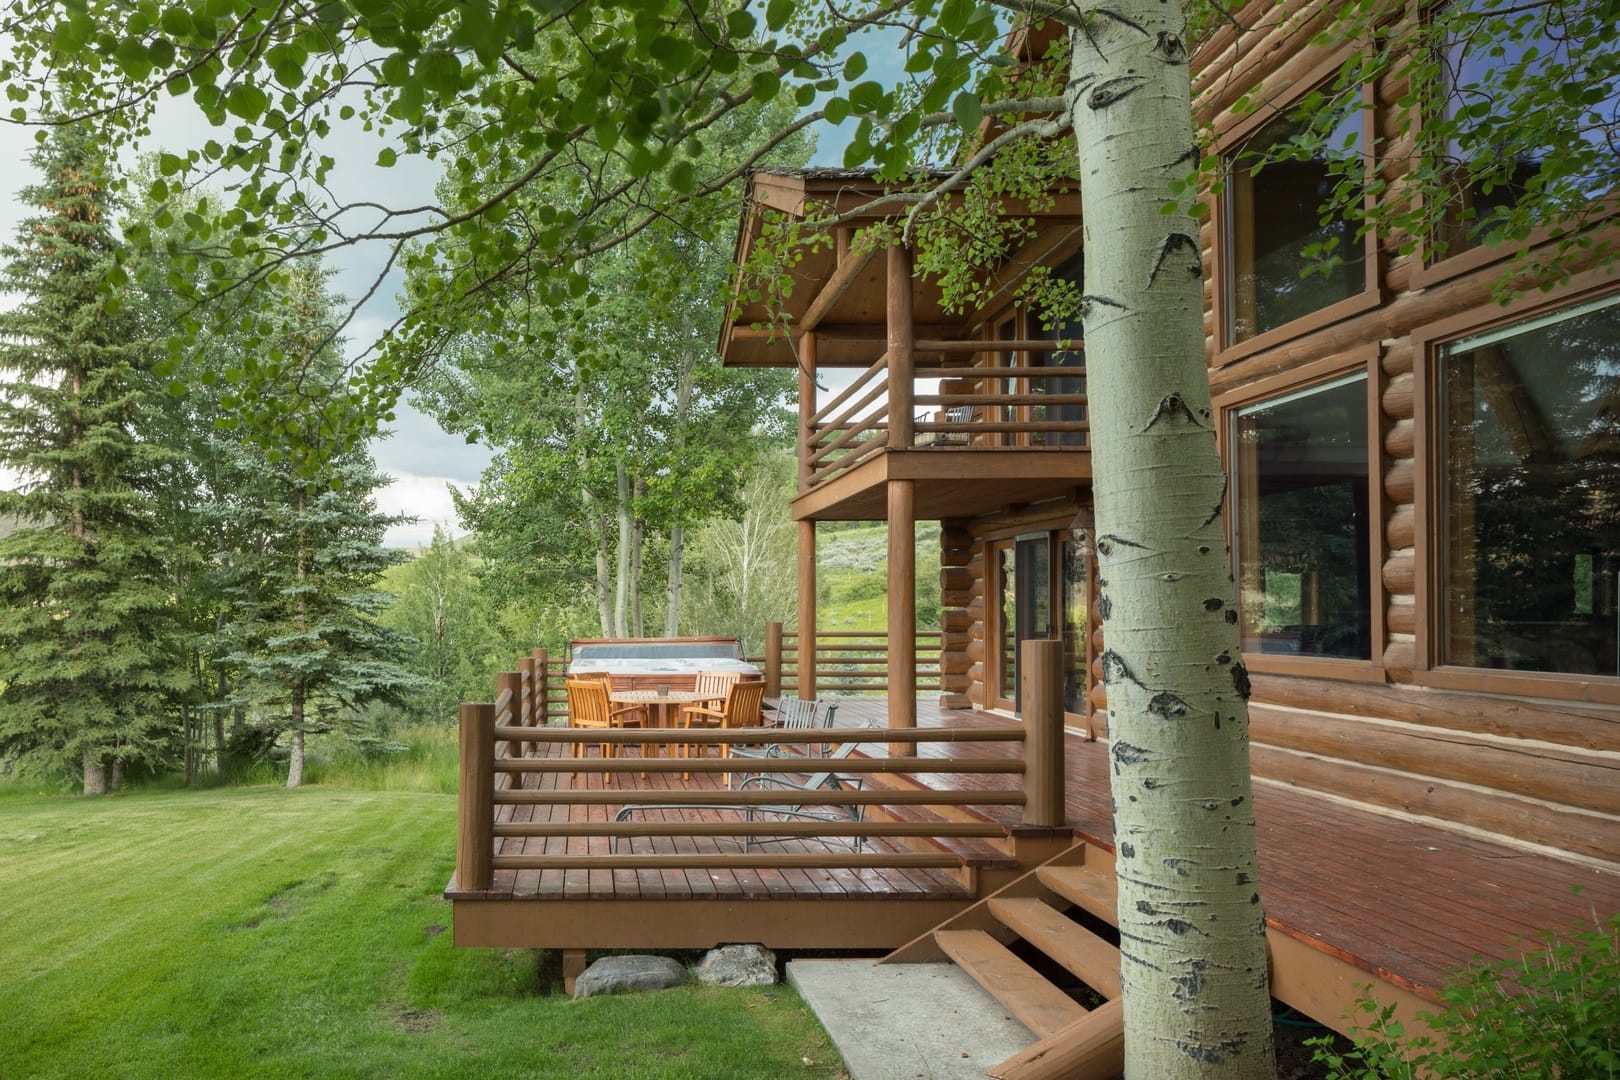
[
  {"x1": 0, "y1": 780, "x2": 843, "y2": 1079},
  {"x1": 817, "y1": 522, "x2": 941, "y2": 629}
]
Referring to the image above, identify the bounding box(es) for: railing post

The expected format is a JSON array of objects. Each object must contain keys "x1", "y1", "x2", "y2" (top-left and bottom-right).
[
  {"x1": 457, "y1": 702, "x2": 495, "y2": 892},
  {"x1": 533, "y1": 647, "x2": 549, "y2": 724},
  {"x1": 496, "y1": 671, "x2": 520, "y2": 763},
  {"x1": 765, "y1": 621, "x2": 783, "y2": 698},
  {"x1": 798, "y1": 521, "x2": 817, "y2": 699},
  {"x1": 1021, "y1": 638, "x2": 1066, "y2": 828},
  {"x1": 517, "y1": 655, "x2": 535, "y2": 755}
]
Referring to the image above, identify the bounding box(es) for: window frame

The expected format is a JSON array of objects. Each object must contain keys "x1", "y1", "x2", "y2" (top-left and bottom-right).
[
  {"x1": 1407, "y1": 0, "x2": 1620, "y2": 289},
  {"x1": 1212, "y1": 54, "x2": 1385, "y2": 368},
  {"x1": 1411, "y1": 277, "x2": 1620, "y2": 704},
  {"x1": 1215, "y1": 343, "x2": 1388, "y2": 682},
  {"x1": 982, "y1": 524, "x2": 1093, "y2": 728}
]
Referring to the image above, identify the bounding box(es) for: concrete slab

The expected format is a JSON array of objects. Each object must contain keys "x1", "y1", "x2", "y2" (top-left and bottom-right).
[{"x1": 786, "y1": 959, "x2": 1034, "y2": 1080}]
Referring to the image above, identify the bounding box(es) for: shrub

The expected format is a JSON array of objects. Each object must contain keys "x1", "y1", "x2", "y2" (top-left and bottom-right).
[{"x1": 1310, "y1": 910, "x2": 1620, "y2": 1079}]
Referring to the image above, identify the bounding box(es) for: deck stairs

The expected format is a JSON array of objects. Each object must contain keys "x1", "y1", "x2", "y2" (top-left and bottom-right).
[{"x1": 883, "y1": 842, "x2": 1126, "y2": 1080}]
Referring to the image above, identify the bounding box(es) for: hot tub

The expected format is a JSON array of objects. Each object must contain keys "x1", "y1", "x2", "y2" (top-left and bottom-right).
[{"x1": 567, "y1": 637, "x2": 761, "y2": 686}]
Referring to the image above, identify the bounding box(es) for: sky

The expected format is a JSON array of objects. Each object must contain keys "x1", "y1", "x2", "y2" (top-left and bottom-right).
[{"x1": 0, "y1": 28, "x2": 902, "y2": 547}]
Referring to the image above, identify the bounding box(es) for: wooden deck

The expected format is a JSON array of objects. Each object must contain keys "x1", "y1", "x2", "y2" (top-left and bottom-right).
[
  {"x1": 828, "y1": 698, "x2": 1620, "y2": 1000},
  {"x1": 448, "y1": 695, "x2": 1619, "y2": 1007}
]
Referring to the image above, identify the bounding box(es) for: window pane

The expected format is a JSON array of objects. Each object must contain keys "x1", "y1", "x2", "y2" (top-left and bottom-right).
[
  {"x1": 1226, "y1": 95, "x2": 1366, "y2": 342},
  {"x1": 1440, "y1": 297, "x2": 1620, "y2": 676},
  {"x1": 1432, "y1": 0, "x2": 1620, "y2": 257},
  {"x1": 1233, "y1": 375, "x2": 1373, "y2": 658},
  {"x1": 1062, "y1": 532, "x2": 1089, "y2": 716},
  {"x1": 1031, "y1": 253, "x2": 1087, "y2": 447},
  {"x1": 997, "y1": 543, "x2": 1017, "y2": 702}
]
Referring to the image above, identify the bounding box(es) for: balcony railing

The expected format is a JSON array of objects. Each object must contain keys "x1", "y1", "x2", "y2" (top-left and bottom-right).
[{"x1": 801, "y1": 339, "x2": 1089, "y2": 489}]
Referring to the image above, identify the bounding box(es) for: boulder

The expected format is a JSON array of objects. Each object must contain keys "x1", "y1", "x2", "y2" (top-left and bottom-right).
[
  {"x1": 572, "y1": 954, "x2": 689, "y2": 999},
  {"x1": 695, "y1": 944, "x2": 778, "y2": 987}
]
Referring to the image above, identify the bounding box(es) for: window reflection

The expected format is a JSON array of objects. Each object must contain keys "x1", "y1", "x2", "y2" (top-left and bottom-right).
[
  {"x1": 1441, "y1": 296, "x2": 1620, "y2": 676},
  {"x1": 1225, "y1": 92, "x2": 1366, "y2": 343},
  {"x1": 1232, "y1": 375, "x2": 1373, "y2": 658}
]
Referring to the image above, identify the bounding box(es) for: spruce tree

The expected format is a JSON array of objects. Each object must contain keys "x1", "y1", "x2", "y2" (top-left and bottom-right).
[
  {"x1": 0, "y1": 122, "x2": 181, "y2": 793},
  {"x1": 223, "y1": 265, "x2": 422, "y2": 787}
]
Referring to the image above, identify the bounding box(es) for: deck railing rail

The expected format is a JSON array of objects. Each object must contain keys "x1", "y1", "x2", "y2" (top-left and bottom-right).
[
  {"x1": 802, "y1": 339, "x2": 1088, "y2": 488},
  {"x1": 453, "y1": 640, "x2": 1070, "y2": 894},
  {"x1": 750, "y1": 627, "x2": 941, "y2": 697}
]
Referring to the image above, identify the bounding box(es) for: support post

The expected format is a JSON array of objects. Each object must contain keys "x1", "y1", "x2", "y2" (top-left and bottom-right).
[
  {"x1": 888, "y1": 478, "x2": 917, "y2": 752},
  {"x1": 495, "y1": 671, "x2": 520, "y2": 763},
  {"x1": 533, "y1": 647, "x2": 549, "y2": 724},
  {"x1": 798, "y1": 520, "x2": 817, "y2": 699},
  {"x1": 764, "y1": 621, "x2": 783, "y2": 698},
  {"x1": 456, "y1": 702, "x2": 495, "y2": 892},
  {"x1": 887, "y1": 242, "x2": 914, "y2": 446},
  {"x1": 798, "y1": 331, "x2": 816, "y2": 489},
  {"x1": 1021, "y1": 639, "x2": 1065, "y2": 828}
]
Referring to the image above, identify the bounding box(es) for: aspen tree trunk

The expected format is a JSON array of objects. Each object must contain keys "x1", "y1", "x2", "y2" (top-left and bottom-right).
[
  {"x1": 1068, "y1": 3, "x2": 1275, "y2": 1075},
  {"x1": 82, "y1": 749, "x2": 106, "y2": 796},
  {"x1": 287, "y1": 494, "x2": 308, "y2": 790},
  {"x1": 614, "y1": 464, "x2": 632, "y2": 636},
  {"x1": 666, "y1": 525, "x2": 685, "y2": 635},
  {"x1": 576, "y1": 382, "x2": 614, "y2": 634},
  {"x1": 665, "y1": 340, "x2": 698, "y2": 636}
]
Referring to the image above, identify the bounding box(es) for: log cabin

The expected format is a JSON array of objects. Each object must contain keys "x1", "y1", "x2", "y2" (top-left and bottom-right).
[{"x1": 449, "y1": 5, "x2": 1619, "y2": 1074}]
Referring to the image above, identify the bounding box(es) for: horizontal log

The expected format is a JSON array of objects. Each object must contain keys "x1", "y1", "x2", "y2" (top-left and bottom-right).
[
  {"x1": 941, "y1": 609, "x2": 973, "y2": 633},
  {"x1": 914, "y1": 421, "x2": 1089, "y2": 434},
  {"x1": 1385, "y1": 460, "x2": 1414, "y2": 504},
  {"x1": 497, "y1": 725, "x2": 1022, "y2": 744},
  {"x1": 942, "y1": 565, "x2": 975, "y2": 592},
  {"x1": 940, "y1": 652, "x2": 974, "y2": 676},
  {"x1": 1249, "y1": 674, "x2": 1620, "y2": 751},
  {"x1": 495, "y1": 789, "x2": 1028, "y2": 807},
  {"x1": 494, "y1": 820, "x2": 1008, "y2": 839},
  {"x1": 1381, "y1": 342, "x2": 1414, "y2": 378},
  {"x1": 1384, "y1": 641, "x2": 1415, "y2": 681},
  {"x1": 942, "y1": 590, "x2": 974, "y2": 610},
  {"x1": 941, "y1": 545, "x2": 975, "y2": 567},
  {"x1": 1383, "y1": 554, "x2": 1415, "y2": 596},
  {"x1": 1252, "y1": 745, "x2": 1620, "y2": 865},
  {"x1": 918, "y1": 342, "x2": 1076, "y2": 357},
  {"x1": 495, "y1": 756, "x2": 1024, "y2": 775},
  {"x1": 1386, "y1": 504, "x2": 1415, "y2": 550},
  {"x1": 1385, "y1": 419, "x2": 1415, "y2": 460},
  {"x1": 1382, "y1": 372, "x2": 1415, "y2": 421},
  {"x1": 1248, "y1": 705, "x2": 1620, "y2": 814},
  {"x1": 492, "y1": 853, "x2": 965, "y2": 870},
  {"x1": 1385, "y1": 601, "x2": 1416, "y2": 636}
]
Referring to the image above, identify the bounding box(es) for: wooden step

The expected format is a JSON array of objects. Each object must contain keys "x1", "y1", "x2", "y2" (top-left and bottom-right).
[
  {"x1": 989, "y1": 998, "x2": 1125, "y2": 1080},
  {"x1": 1036, "y1": 864, "x2": 1117, "y2": 925},
  {"x1": 988, "y1": 897, "x2": 1122, "y2": 1000},
  {"x1": 933, "y1": 929, "x2": 1087, "y2": 1037}
]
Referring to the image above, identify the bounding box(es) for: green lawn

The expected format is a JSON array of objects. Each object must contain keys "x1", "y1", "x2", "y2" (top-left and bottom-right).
[{"x1": 0, "y1": 785, "x2": 844, "y2": 1079}]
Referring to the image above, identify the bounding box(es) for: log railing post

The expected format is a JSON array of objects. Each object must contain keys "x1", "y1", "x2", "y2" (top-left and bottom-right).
[
  {"x1": 517, "y1": 655, "x2": 535, "y2": 755},
  {"x1": 798, "y1": 521, "x2": 817, "y2": 699},
  {"x1": 533, "y1": 647, "x2": 549, "y2": 724},
  {"x1": 1021, "y1": 638, "x2": 1066, "y2": 827},
  {"x1": 495, "y1": 671, "x2": 520, "y2": 765},
  {"x1": 764, "y1": 621, "x2": 783, "y2": 698},
  {"x1": 456, "y1": 701, "x2": 495, "y2": 892}
]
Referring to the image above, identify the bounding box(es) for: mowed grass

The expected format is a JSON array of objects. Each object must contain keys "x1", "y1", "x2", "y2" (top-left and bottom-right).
[{"x1": 0, "y1": 785, "x2": 845, "y2": 1079}]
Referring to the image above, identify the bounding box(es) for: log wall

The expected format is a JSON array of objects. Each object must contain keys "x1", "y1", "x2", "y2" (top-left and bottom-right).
[{"x1": 938, "y1": 0, "x2": 1620, "y2": 871}]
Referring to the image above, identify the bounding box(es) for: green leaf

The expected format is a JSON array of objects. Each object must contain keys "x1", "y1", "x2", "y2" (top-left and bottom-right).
[
  {"x1": 951, "y1": 91, "x2": 983, "y2": 132},
  {"x1": 843, "y1": 52, "x2": 868, "y2": 81},
  {"x1": 417, "y1": 50, "x2": 463, "y2": 94},
  {"x1": 750, "y1": 70, "x2": 781, "y2": 103},
  {"x1": 225, "y1": 83, "x2": 267, "y2": 121},
  {"x1": 377, "y1": 147, "x2": 397, "y2": 167},
  {"x1": 765, "y1": 0, "x2": 794, "y2": 32},
  {"x1": 824, "y1": 97, "x2": 850, "y2": 125},
  {"x1": 849, "y1": 80, "x2": 883, "y2": 113},
  {"x1": 669, "y1": 159, "x2": 695, "y2": 194}
]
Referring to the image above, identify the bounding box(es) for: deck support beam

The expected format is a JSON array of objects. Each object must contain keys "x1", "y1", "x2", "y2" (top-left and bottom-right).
[
  {"x1": 886, "y1": 241, "x2": 917, "y2": 747},
  {"x1": 456, "y1": 701, "x2": 495, "y2": 892}
]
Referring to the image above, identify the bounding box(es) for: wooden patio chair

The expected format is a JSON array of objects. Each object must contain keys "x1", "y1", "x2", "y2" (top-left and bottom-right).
[
  {"x1": 564, "y1": 678, "x2": 647, "y2": 785},
  {"x1": 678, "y1": 679, "x2": 766, "y2": 781},
  {"x1": 673, "y1": 669, "x2": 741, "y2": 761}
]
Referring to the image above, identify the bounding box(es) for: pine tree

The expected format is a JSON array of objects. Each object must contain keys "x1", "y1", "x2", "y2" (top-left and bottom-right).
[
  {"x1": 0, "y1": 122, "x2": 182, "y2": 793},
  {"x1": 223, "y1": 266, "x2": 422, "y2": 787}
]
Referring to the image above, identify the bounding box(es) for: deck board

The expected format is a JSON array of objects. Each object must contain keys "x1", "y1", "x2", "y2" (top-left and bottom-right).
[{"x1": 471, "y1": 698, "x2": 1618, "y2": 998}]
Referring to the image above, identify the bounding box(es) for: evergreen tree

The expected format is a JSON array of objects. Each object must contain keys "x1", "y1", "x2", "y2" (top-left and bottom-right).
[
  {"x1": 222, "y1": 266, "x2": 422, "y2": 787},
  {"x1": 0, "y1": 122, "x2": 182, "y2": 793}
]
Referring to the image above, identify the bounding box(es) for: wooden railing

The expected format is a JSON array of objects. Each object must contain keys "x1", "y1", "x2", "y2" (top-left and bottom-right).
[
  {"x1": 453, "y1": 640, "x2": 1069, "y2": 894},
  {"x1": 750, "y1": 627, "x2": 942, "y2": 697},
  {"x1": 802, "y1": 339, "x2": 1089, "y2": 487}
]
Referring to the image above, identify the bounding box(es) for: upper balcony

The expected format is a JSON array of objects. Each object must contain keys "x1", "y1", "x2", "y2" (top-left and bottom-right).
[{"x1": 719, "y1": 168, "x2": 1090, "y2": 522}]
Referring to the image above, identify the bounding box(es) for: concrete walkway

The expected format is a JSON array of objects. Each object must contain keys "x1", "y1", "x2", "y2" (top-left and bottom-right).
[{"x1": 786, "y1": 959, "x2": 1034, "y2": 1080}]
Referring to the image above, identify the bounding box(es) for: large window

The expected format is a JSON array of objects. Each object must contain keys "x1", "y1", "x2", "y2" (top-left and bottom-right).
[
  {"x1": 1030, "y1": 253, "x2": 1087, "y2": 447},
  {"x1": 1231, "y1": 374, "x2": 1373, "y2": 659},
  {"x1": 1061, "y1": 530, "x2": 1090, "y2": 716},
  {"x1": 1428, "y1": 0, "x2": 1620, "y2": 261},
  {"x1": 1439, "y1": 295, "x2": 1620, "y2": 677},
  {"x1": 1224, "y1": 89, "x2": 1369, "y2": 345}
]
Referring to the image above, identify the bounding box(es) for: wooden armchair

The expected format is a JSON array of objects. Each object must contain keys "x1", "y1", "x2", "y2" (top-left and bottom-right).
[
  {"x1": 678, "y1": 679, "x2": 766, "y2": 781},
  {"x1": 564, "y1": 679, "x2": 647, "y2": 784}
]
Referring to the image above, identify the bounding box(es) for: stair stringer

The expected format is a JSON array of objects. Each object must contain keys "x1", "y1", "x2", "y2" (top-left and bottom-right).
[{"x1": 881, "y1": 839, "x2": 1097, "y2": 964}]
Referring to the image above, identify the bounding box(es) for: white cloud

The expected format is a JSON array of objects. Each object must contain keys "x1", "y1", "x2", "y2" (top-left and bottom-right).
[{"x1": 375, "y1": 472, "x2": 470, "y2": 549}]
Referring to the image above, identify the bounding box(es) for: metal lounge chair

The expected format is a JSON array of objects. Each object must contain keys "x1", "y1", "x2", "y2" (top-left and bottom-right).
[
  {"x1": 612, "y1": 741, "x2": 867, "y2": 852},
  {"x1": 727, "y1": 698, "x2": 838, "y2": 784}
]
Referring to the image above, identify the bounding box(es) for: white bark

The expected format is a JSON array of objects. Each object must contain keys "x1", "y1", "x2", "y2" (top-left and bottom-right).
[
  {"x1": 1068, "y1": 2, "x2": 1275, "y2": 1075},
  {"x1": 614, "y1": 463, "x2": 632, "y2": 636},
  {"x1": 82, "y1": 748, "x2": 106, "y2": 796}
]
